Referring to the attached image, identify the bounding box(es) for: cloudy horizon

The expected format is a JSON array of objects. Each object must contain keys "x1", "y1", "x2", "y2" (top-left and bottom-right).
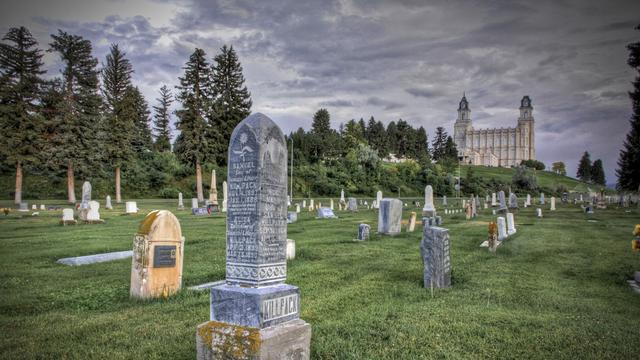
[{"x1": 2, "y1": 0, "x2": 638, "y2": 185}]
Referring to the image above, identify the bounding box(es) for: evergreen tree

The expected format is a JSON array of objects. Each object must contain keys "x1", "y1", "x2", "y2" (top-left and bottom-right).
[
  {"x1": 153, "y1": 85, "x2": 173, "y2": 152},
  {"x1": 0, "y1": 26, "x2": 45, "y2": 204},
  {"x1": 309, "y1": 108, "x2": 338, "y2": 161},
  {"x1": 128, "y1": 86, "x2": 152, "y2": 154},
  {"x1": 431, "y1": 126, "x2": 448, "y2": 161},
  {"x1": 366, "y1": 118, "x2": 388, "y2": 157},
  {"x1": 443, "y1": 136, "x2": 458, "y2": 161},
  {"x1": 395, "y1": 119, "x2": 414, "y2": 157},
  {"x1": 342, "y1": 119, "x2": 365, "y2": 154},
  {"x1": 48, "y1": 30, "x2": 102, "y2": 203},
  {"x1": 617, "y1": 24, "x2": 640, "y2": 191},
  {"x1": 386, "y1": 121, "x2": 397, "y2": 155},
  {"x1": 576, "y1": 151, "x2": 592, "y2": 182},
  {"x1": 175, "y1": 48, "x2": 212, "y2": 201},
  {"x1": 414, "y1": 126, "x2": 430, "y2": 165},
  {"x1": 591, "y1": 159, "x2": 606, "y2": 186},
  {"x1": 101, "y1": 43, "x2": 133, "y2": 203},
  {"x1": 209, "y1": 45, "x2": 251, "y2": 165}
]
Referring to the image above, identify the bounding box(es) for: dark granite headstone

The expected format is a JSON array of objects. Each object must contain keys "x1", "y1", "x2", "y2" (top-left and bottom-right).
[
  {"x1": 357, "y1": 223, "x2": 370, "y2": 241},
  {"x1": 497, "y1": 191, "x2": 508, "y2": 213},
  {"x1": 192, "y1": 207, "x2": 209, "y2": 216},
  {"x1": 420, "y1": 226, "x2": 451, "y2": 288},
  {"x1": 347, "y1": 197, "x2": 358, "y2": 211}
]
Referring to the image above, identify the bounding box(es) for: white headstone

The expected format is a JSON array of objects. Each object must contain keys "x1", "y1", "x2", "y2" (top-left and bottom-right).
[
  {"x1": 422, "y1": 185, "x2": 435, "y2": 216},
  {"x1": 376, "y1": 190, "x2": 383, "y2": 209},
  {"x1": 105, "y1": 195, "x2": 113, "y2": 210},
  {"x1": 125, "y1": 201, "x2": 138, "y2": 214},
  {"x1": 550, "y1": 197, "x2": 556, "y2": 211},
  {"x1": 191, "y1": 198, "x2": 198, "y2": 209},
  {"x1": 81, "y1": 181, "x2": 91, "y2": 209},
  {"x1": 340, "y1": 189, "x2": 345, "y2": 203},
  {"x1": 540, "y1": 193, "x2": 545, "y2": 205},
  {"x1": 222, "y1": 181, "x2": 228, "y2": 212},
  {"x1": 442, "y1": 195, "x2": 447, "y2": 206},
  {"x1": 178, "y1": 192, "x2": 184, "y2": 209},
  {"x1": 62, "y1": 208, "x2": 75, "y2": 222},
  {"x1": 536, "y1": 208, "x2": 543, "y2": 218},
  {"x1": 40, "y1": 204, "x2": 46, "y2": 210},
  {"x1": 286, "y1": 239, "x2": 295, "y2": 260},
  {"x1": 491, "y1": 193, "x2": 497, "y2": 206},
  {"x1": 330, "y1": 199, "x2": 334, "y2": 210},
  {"x1": 506, "y1": 213, "x2": 516, "y2": 235},
  {"x1": 497, "y1": 217, "x2": 507, "y2": 241},
  {"x1": 32, "y1": 204, "x2": 37, "y2": 210},
  {"x1": 295, "y1": 204, "x2": 300, "y2": 213},
  {"x1": 86, "y1": 200, "x2": 101, "y2": 221}
]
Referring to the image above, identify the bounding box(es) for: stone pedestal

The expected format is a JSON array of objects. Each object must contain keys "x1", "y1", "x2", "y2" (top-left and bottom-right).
[{"x1": 196, "y1": 319, "x2": 311, "y2": 360}]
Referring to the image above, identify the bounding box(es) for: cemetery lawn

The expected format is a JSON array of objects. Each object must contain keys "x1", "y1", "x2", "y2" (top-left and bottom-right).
[{"x1": 1, "y1": 199, "x2": 639, "y2": 359}]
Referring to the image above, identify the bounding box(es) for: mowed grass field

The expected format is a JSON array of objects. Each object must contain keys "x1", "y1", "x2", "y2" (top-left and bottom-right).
[{"x1": 1, "y1": 198, "x2": 639, "y2": 359}]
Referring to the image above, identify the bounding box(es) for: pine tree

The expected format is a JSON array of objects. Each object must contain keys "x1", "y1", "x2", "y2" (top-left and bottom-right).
[
  {"x1": 48, "y1": 30, "x2": 102, "y2": 203},
  {"x1": 209, "y1": 45, "x2": 251, "y2": 165},
  {"x1": 414, "y1": 126, "x2": 430, "y2": 164},
  {"x1": 0, "y1": 26, "x2": 45, "y2": 204},
  {"x1": 366, "y1": 118, "x2": 388, "y2": 157},
  {"x1": 128, "y1": 86, "x2": 152, "y2": 154},
  {"x1": 395, "y1": 119, "x2": 413, "y2": 157},
  {"x1": 431, "y1": 126, "x2": 448, "y2": 161},
  {"x1": 576, "y1": 151, "x2": 592, "y2": 182},
  {"x1": 153, "y1": 85, "x2": 173, "y2": 152},
  {"x1": 443, "y1": 136, "x2": 458, "y2": 161},
  {"x1": 591, "y1": 159, "x2": 606, "y2": 186},
  {"x1": 386, "y1": 121, "x2": 397, "y2": 155},
  {"x1": 175, "y1": 48, "x2": 212, "y2": 201},
  {"x1": 617, "y1": 24, "x2": 640, "y2": 191},
  {"x1": 101, "y1": 44, "x2": 133, "y2": 203}
]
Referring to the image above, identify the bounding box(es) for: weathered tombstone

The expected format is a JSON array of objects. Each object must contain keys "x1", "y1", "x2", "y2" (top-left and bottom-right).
[
  {"x1": 357, "y1": 223, "x2": 370, "y2": 241},
  {"x1": 420, "y1": 226, "x2": 451, "y2": 288},
  {"x1": 105, "y1": 195, "x2": 113, "y2": 210},
  {"x1": 526, "y1": 194, "x2": 531, "y2": 206},
  {"x1": 178, "y1": 192, "x2": 184, "y2": 209},
  {"x1": 408, "y1": 212, "x2": 417, "y2": 232},
  {"x1": 497, "y1": 217, "x2": 507, "y2": 241},
  {"x1": 550, "y1": 197, "x2": 556, "y2": 211},
  {"x1": 60, "y1": 208, "x2": 77, "y2": 225},
  {"x1": 376, "y1": 190, "x2": 383, "y2": 209},
  {"x1": 485, "y1": 194, "x2": 490, "y2": 203},
  {"x1": 537, "y1": 208, "x2": 543, "y2": 218},
  {"x1": 509, "y1": 193, "x2": 518, "y2": 209},
  {"x1": 442, "y1": 195, "x2": 447, "y2": 206},
  {"x1": 378, "y1": 198, "x2": 403, "y2": 235},
  {"x1": 302, "y1": 200, "x2": 306, "y2": 209},
  {"x1": 80, "y1": 181, "x2": 91, "y2": 209},
  {"x1": 31, "y1": 204, "x2": 37, "y2": 210},
  {"x1": 222, "y1": 181, "x2": 228, "y2": 212},
  {"x1": 309, "y1": 199, "x2": 314, "y2": 210},
  {"x1": 286, "y1": 239, "x2": 295, "y2": 260},
  {"x1": 130, "y1": 210, "x2": 184, "y2": 299},
  {"x1": 85, "y1": 201, "x2": 103, "y2": 223},
  {"x1": 192, "y1": 207, "x2": 209, "y2": 216},
  {"x1": 340, "y1": 189, "x2": 345, "y2": 204},
  {"x1": 287, "y1": 211, "x2": 297, "y2": 223},
  {"x1": 506, "y1": 213, "x2": 516, "y2": 236},
  {"x1": 317, "y1": 207, "x2": 337, "y2": 219},
  {"x1": 196, "y1": 113, "x2": 310, "y2": 359},
  {"x1": 497, "y1": 191, "x2": 508, "y2": 213},
  {"x1": 295, "y1": 203, "x2": 301, "y2": 213},
  {"x1": 540, "y1": 193, "x2": 545, "y2": 205},
  {"x1": 330, "y1": 198, "x2": 334, "y2": 210},
  {"x1": 191, "y1": 198, "x2": 198, "y2": 209},
  {"x1": 422, "y1": 185, "x2": 436, "y2": 216},
  {"x1": 18, "y1": 202, "x2": 28, "y2": 212},
  {"x1": 209, "y1": 169, "x2": 218, "y2": 205},
  {"x1": 465, "y1": 203, "x2": 472, "y2": 220},
  {"x1": 471, "y1": 197, "x2": 477, "y2": 217},
  {"x1": 348, "y1": 197, "x2": 358, "y2": 211},
  {"x1": 125, "y1": 201, "x2": 138, "y2": 214},
  {"x1": 491, "y1": 193, "x2": 497, "y2": 206}
]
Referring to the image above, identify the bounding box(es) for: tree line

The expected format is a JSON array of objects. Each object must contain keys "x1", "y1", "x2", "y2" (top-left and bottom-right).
[{"x1": 0, "y1": 26, "x2": 250, "y2": 203}]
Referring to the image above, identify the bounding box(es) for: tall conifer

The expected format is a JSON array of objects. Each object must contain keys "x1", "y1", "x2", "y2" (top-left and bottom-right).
[{"x1": 153, "y1": 85, "x2": 173, "y2": 152}]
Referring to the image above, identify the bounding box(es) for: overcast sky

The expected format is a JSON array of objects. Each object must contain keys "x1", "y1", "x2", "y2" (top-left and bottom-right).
[{"x1": 2, "y1": 0, "x2": 639, "y2": 184}]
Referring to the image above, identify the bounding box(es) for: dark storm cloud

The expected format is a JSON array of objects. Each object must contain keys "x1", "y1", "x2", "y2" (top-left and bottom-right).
[{"x1": 1, "y1": 0, "x2": 639, "y2": 182}]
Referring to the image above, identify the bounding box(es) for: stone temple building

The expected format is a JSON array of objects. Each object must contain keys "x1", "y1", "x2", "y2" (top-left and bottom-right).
[{"x1": 453, "y1": 94, "x2": 535, "y2": 167}]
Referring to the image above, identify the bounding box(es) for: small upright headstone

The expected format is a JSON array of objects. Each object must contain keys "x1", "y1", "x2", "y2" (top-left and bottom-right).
[
  {"x1": 295, "y1": 204, "x2": 301, "y2": 213},
  {"x1": 348, "y1": 197, "x2": 358, "y2": 211},
  {"x1": 130, "y1": 210, "x2": 184, "y2": 299},
  {"x1": 497, "y1": 191, "x2": 508, "y2": 213},
  {"x1": 408, "y1": 212, "x2": 417, "y2": 232},
  {"x1": 31, "y1": 204, "x2": 37, "y2": 210},
  {"x1": 105, "y1": 195, "x2": 113, "y2": 210},
  {"x1": 540, "y1": 193, "x2": 545, "y2": 205},
  {"x1": 287, "y1": 211, "x2": 297, "y2": 223},
  {"x1": 80, "y1": 181, "x2": 91, "y2": 209},
  {"x1": 18, "y1": 202, "x2": 28, "y2": 212},
  {"x1": 422, "y1": 185, "x2": 436, "y2": 216},
  {"x1": 376, "y1": 190, "x2": 383, "y2": 209},
  {"x1": 442, "y1": 195, "x2": 447, "y2": 206},
  {"x1": 330, "y1": 199, "x2": 334, "y2": 210},
  {"x1": 40, "y1": 204, "x2": 46, "y2": 210},
  {"x1": 125, "y1": 201, "x2": 138, "y2": 214},
  {"x1": 509, "y1": 193, "x2": 518, "y2": 209},
  {"x1": 536, "y1": 208, "x2": 543, "y2": 218},
  {"x1": 497, "y1": 217, "x2": 508, "y2": 241},
  {"x1": 222, "y1": 181, "x2": 228, "y2": 212},
  {"x1": 357, "y1": 223, "x2": 370, "y2": 241},
  {"x1": 491, "y1": 193, "x2": 497, "y2": 206},
  {"x1": 506, "y1": 212, "x2": 516, "y2": 235},
  {"x1": 85, "y1": 201, "x2": 103, "y2": 223},
  {"x1": 302, "y1": 200, "x2": 306, "y2": 209},
  {"x1": 378, "y1": 198, "x2": 403, "y2": 235},
  {"x1": 178, "y1": 192, "x2": 184, "y2": 210},
  {"x1": 191, "y1": 198, "x2": 198, "y2": 209},
  {"x1": 420, "y1": 226, "x2": 451, "y2": 288},
  {"x1": 550, "y1": 197, "x2": 556, "y2": 211},
  {"x1": 340, "y1": 188, "x2": 346, "y2": 204},
  {"x1": 526, "y1": 194, "x2": 531, "y2": 206},
  {"x1": 60, "y1": 208, "x2": 77, "y2": 225},
  {"x1": 286, "y1": 239, "x2": 295, "y2": 260}
]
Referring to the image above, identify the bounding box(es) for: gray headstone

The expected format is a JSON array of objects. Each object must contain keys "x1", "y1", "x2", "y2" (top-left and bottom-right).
[
  {"x1": 178, "y1": 192, "x2": 184, "y2": 209},
  {"x1": 508, "y1": 193, "x2": 517, "y2": 208},
  {"x1": 497, "y1": 191, "x2": 507, "y2": 212},
  {"x1": 378, "y1": 198, "x2": 403, "y2": 235},
  {"x1": 422, "y1": 185, "x2": 435, "y2": 216},
  {"x1": 209, "y1": 113, "x2": 299, "y2": 330},
  {"x1": 347, "y1": 197, "x2": 358, "y2": 211},
  {"x1": 497, "y1": 217, "x2": 507, "y2": 241},
  {"x1": 506, "y1": 212, "x2": 516, "y2": 235},
  {"x1": 287, "y1": 211, "x2": 297, "y2": 223},
  {"x1": 357, "y1": 223, "x2": 370, "y2": 241},
  {"x1": 80, "y1": 181, "x2": 91, "y2": 209},
  {"x1": 105, "y1": 195, "x2": 112, "y2": 209},
  {"x1": 192, "y1": 207, "x2": 209, "y2": 216},
  {"x1": 420, "y1": 226, "x2": 451, "y2": 288},
  {"x1": 317, "y1": 207, "x2": 336, "y2": 218},
  {"x1": 18, "y1": 202, "x2": 28, "y2": 211},
  {"x1": 57, "y1": 250, "x2": 132, "y2": 266}
]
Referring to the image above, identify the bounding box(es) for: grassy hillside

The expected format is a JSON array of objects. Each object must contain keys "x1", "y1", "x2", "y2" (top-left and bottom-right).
[{"x1": 460, "y1": 165, "x2": 598, "y2": 193}]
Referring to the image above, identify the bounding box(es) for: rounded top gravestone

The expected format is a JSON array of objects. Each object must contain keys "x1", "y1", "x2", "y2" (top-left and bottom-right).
[{"x1": 226, "y1": 113, "x2": 288, "y2": 287}]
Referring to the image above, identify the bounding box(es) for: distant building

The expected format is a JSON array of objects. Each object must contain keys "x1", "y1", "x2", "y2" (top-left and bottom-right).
[
  {"x1": 383, "y1": 153, "x2": 408, "y2": 163},
  {"x1": 453, "y1": 94, "x2": 535, "y2": 167}
]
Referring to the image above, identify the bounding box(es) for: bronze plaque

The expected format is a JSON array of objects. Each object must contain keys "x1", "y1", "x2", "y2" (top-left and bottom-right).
[{"x1": 153, "y1": 245, "x2": 177, "y2": 268}]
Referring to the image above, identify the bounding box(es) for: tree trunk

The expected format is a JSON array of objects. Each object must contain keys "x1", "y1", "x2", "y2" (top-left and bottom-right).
[
  {"x1": 196, "y1": 160, "x2": 204, "y2": 202},
  {"x1": 115, "y1": 166, "x2": 122, "y2": 203},
  {"x1": 67, "y1": 161, "x2": 76, "y2": 203},
  {"x1": 14, "y1": 161, "x2": 22, "y2": 204}
]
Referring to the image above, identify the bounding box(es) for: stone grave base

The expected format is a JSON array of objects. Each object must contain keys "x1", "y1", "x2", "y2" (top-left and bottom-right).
[
  {"x1": 196, "y1": 319, "x2": 311, "y2": 360},
  {"x1": 60, "y1": 220, "x2": 78, "y2": 225},
  {"x1": 82, "y1": 219, "x2": 105, "y2": 224}
]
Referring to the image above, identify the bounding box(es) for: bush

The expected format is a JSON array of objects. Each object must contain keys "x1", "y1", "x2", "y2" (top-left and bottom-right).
[
  {"x1": 159, "y1": 187, "x2": 180, "y2": 199},
  {"x1": 520, "y1": 159, "x2": 545, "y2": 170},
  {"x1": 512, "y1": 166, "x2": 538, "y2": 191}
]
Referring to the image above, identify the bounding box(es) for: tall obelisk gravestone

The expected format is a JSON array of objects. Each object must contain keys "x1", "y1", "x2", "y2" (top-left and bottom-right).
[{"x1": 196, "y1": 113, "x2": 311, "y2": 360}]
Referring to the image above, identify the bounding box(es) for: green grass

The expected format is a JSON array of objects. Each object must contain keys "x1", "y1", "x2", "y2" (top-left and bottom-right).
[
  {"x1": 1, "y1": 198, "x2": 639, "y2": 359},
  {"x1": 460, "y1": 165, "x2": 597, "y2": 192}
]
